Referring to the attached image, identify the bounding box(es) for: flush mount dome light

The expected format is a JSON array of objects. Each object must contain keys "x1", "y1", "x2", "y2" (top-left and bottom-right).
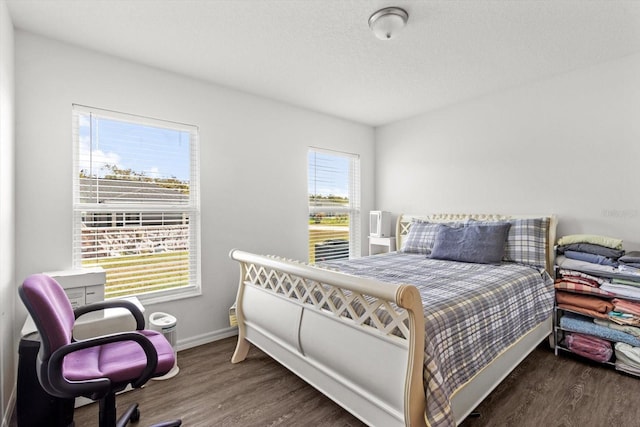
[{"x1": 368, "y1": 7, "x2": 409, "y2": 40}]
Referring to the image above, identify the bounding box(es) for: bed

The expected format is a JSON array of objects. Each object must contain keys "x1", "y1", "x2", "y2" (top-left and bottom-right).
[{"x1": 229, "y1": 213, "x2": 557, "y2": 426}]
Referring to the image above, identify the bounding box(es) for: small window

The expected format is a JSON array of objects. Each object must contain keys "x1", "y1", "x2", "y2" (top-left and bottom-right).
[
  {"x1": 308, "y1": 148, "x2": 361, "y2": 262},
  {"x1": 72, "y1": 105, "x2": 200, "y2": 301}
]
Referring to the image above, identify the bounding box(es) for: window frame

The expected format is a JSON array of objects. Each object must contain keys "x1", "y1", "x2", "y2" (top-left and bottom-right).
[
  {"x1": 308, "y1": 147, "x2": 361, "y2": 262},
  {"x1": 71, "y1": 104, "x2": 201, "y2": 304}
]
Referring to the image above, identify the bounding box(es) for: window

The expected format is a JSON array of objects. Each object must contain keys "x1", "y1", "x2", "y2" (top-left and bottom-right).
[
  {"x1": 308, "y1": 148, "x2": 360, "y2": 262},
  {"x1": 72, "y1": 105, "x2": 200, "y2": 301}
]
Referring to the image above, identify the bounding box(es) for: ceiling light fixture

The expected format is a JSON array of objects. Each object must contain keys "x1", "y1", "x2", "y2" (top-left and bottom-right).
[{"x1": 368, "y1": 7, "x2": 409, "y2": 40}]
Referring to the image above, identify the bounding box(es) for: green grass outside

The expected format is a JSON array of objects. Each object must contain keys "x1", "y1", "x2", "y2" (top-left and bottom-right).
[
  {"x1": 309, "y1": 217, "x2": 349, "y2": 226},
  {"x1": 308, "y1": 228, "x2": 349, "y2": 263},
  {"x1": 84, "y1": 221, "x2": 349, "y2": 297},
  {"x1": 308, "y1": 214, "x2": 350, "y2": 262},
  {"x1": 82, "y1": 251, "x2": 189, "y2": 298}
]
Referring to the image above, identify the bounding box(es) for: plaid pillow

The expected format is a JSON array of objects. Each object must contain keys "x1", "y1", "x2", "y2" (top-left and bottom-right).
[
  {"x1": 400, "y1": 221, "x2": 441, "y2": 254},
  {"x1": 503, "y1": 217, "x2": 550, "y2": 269},
  {"x1": 468, "y1": 217, "x2": 550, "y2": 269},
  {"x1": 401, "y1": 220, "x2": 467, "y2": 254}
]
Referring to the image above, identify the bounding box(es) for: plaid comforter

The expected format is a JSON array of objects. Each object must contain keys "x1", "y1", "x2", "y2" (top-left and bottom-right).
[{"x1": 321, "y1": 252, "x2": 554, "y2": 427}]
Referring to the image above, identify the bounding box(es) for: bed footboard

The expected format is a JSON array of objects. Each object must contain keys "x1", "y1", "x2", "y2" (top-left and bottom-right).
[{"x1": 229, "y1": 249, "x2": 426, "y2": 427}]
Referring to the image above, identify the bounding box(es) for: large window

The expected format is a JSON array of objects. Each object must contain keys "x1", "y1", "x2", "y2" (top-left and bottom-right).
[
  {"x1": 72, "y1": 105, "x2": 200, "y2": 301},
  {"x1": 308, "y1": 148, "x2": 360, "y2": 262}
]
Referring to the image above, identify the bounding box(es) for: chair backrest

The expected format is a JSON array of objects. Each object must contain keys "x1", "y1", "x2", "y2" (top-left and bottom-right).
[{"x1": 19, "y1": 274, "x2": 75, "y2": 360}]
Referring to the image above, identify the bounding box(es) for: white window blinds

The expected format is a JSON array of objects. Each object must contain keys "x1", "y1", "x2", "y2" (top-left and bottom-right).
[
  {"x1": 72, "y1": 105, "x2": 200, "y2": 300},
  {"x1": 308, "y1": 148, "x2": 361, "y2": 262}
]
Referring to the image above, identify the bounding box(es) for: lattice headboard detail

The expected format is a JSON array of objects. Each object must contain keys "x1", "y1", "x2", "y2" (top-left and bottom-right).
[{"x1": 396, "y1": 213, "x2": 557, "y2": 275}]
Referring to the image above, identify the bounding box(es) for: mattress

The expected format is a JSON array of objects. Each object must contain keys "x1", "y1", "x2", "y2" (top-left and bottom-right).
[{"x1": 320, "y1": 252, "x2": 554, "y2": 427}]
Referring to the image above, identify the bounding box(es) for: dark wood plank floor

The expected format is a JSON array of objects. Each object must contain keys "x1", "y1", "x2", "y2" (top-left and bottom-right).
[{"x1": 62, "y1": 337, "x2": 640, "y2": 426}]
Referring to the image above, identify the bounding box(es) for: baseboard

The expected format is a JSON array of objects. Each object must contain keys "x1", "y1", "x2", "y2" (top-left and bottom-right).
[
  {"x1": 176, "y1": 326, "x2": 238, "y2": 351},
  {"x1": 3, "y1": 386, "x2": 16, "y2": 427}
]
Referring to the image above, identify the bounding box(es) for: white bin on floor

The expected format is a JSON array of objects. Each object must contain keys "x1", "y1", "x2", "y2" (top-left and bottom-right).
[{"x1": 149, "y1": 312, "x2": 180, "y2": 380}]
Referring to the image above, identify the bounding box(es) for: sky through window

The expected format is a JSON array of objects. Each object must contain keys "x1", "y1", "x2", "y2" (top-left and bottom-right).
[{"x1": 78, "y1": 113, "x2": 191, "y2": 182}]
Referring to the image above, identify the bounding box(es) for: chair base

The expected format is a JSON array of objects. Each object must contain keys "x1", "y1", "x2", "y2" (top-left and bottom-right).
[
  {"x1": 149, "y1": 420, "x2": 183, "y2": 427},
  {"x1": 99, "y1": 394, "x2": 181, "y2": 427},
  {"x1": 115, "y1": 402, "x2": 139, "y2": 427}
]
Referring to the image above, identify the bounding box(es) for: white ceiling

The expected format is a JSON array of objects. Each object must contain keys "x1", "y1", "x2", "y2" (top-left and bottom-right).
[{"x1": 6, "y1": 0, "x2": 640, "y2": 126}]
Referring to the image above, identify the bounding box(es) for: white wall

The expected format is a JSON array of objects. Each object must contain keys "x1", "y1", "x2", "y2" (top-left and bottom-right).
[
  {"x1": 376, "y1": 53, "x2": 640, "y2": 250},
  {"x1": 14, "y1": 31, "x2": 374, "y2": 349},
  {"x1": 0, "y1": 1, "x2": 16, "y2": 423}
]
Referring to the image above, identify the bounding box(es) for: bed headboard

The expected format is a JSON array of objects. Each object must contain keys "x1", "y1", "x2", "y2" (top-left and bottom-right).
[{"x1": 396, "y1": 213, "x2": 558, "y2": 275}]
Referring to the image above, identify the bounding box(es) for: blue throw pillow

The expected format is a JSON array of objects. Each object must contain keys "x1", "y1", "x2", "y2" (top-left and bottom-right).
[{"x1": 430, "y1": 223, "x2": 511, "y2": 264}]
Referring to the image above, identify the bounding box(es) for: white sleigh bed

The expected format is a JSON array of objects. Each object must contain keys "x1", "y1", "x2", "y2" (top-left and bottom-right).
[{"x1": 229, "y1": 213, "x2": 557, "y2": 426}]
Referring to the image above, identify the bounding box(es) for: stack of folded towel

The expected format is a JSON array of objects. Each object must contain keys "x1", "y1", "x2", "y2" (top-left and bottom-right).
[{"x1": 615, "y1": 342, "x2": 640, "y2": 375}]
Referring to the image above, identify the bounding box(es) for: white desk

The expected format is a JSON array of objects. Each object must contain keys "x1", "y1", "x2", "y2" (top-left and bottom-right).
[{"x1": 22, "y1": 296, "x2": 144, "y2": 339}]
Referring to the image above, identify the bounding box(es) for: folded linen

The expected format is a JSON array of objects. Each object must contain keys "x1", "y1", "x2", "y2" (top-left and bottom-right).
[
  {"x1": 608, "y1": 311, "x2": 640, "y2": 326},
  {"x1": 594, "y1": 318, "x2": 640, "y2": 337},
  {"x1": 556, "y1": 291, "x2": 614, "y2": 314},
  {"x1": 607, "y1": 312, "x2": 640, "y2": 326},
  {"x1": 560, "y1": 313, "x2": 640, "y2": 347},
  {"x1": 558, "y1": 269, "x2": 609, "y2": 286},
  {"x1": 557, "y1": 234, "x2": 623, "y2": 250},
  {"x1": 558, "y1": 304, "x2": 610, "y2": 319},
  {"x1": 556, "y1": 256, "x2": 617, "y2": 275},
  {"x1": 554, "y1": 281, "x2": 613, "y2": 297},
  {"x1": 615, "y1": 362, "x2": 640, "y2": 376},
  {"x1": 612, "y1": 277, "x2": 640, "y2": 287},
  {"x1": 557, "y1": 243, "x2": 625, "y2": 260},
  {"x1": 612, "y1": 298, "x2": 640, "y2": 316},
  {"x1": 614, "y1": 342, "x2": 640, "y2": 368},
  {"x1": 618, "y1": 264, "x2": 640, "y2": 274},
  {"x1": 619, "y1": 251, "x2": 640, "y2": 264},
  {"x1": 557, "y1": 277, "x2": 599, "y2": 288},
  {"x1": 563, "y1": 250, "x2": 618, "y2": 267},
  {"x1": 601, "y1": 282, "x2": 640, "y2": 299}
]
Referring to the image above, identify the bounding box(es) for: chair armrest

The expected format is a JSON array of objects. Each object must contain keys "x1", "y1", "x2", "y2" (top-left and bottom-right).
[
  {"x1": 74, "y1": 299, "x2": 145, "y2": 330},
  {"x1": 49, "y1": 331, "x2": 159, "y2": 397}
]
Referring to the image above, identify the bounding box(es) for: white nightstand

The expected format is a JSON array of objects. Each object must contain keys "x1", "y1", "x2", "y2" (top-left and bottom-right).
[{"x1": 369, "y1": 236, "x2": 396, "y2": 255}]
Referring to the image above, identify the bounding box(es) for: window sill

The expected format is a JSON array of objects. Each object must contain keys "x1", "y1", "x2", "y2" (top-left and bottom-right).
[{"x1": 111, "y1": 286, "x2": 202, "y2": 306}]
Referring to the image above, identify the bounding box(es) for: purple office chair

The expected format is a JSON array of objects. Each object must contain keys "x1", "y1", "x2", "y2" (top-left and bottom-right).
[{"x1": 19, "y1": 274, "x2": 182, "y2": 427}]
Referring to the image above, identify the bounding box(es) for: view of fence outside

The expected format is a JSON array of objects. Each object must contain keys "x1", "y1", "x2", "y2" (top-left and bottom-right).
[
  {"x1": 308, "y1": 212, "x2": 349, "y2": 263},
  {"x1": 80, "y1": 224, "x2": 190, "y2": 298}
]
